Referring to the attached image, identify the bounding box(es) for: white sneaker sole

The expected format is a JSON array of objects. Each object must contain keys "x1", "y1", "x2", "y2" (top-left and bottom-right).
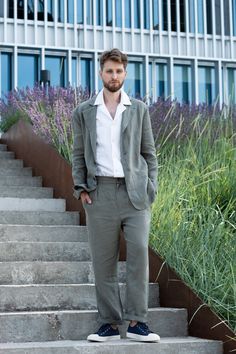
[
  {"x1": 87, "y1": 334, "x2": 121, "y2": 342},
  {"x1": 126, "y1": 332, "x2": 160, "y2": 342}
]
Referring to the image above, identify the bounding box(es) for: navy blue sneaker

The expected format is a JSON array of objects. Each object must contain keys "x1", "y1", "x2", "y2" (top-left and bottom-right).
[
  {"x1": 87, "y1": 323, "x2": 121, "y2": 342},
  {"x1": 126, "y1": 322, "x2": 160, "y2": 342}
]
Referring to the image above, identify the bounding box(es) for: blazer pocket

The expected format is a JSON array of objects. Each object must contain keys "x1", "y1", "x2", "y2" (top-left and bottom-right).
[{"x1": 147, "y1": 178, "x2": 156, "y2": 204}]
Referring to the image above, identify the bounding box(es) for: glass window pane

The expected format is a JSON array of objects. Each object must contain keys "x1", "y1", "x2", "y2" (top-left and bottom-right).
[
  {"x1": 18, "y1": 54, "x2": 39, "y2": 88},
  {"x1": 125, "y1": 0, "x2": 131, "y2": 28},
  {"x1": 58, "y1": 0, "x2": 64, "y2": 22},
  {"x1": 171, "y1": 0, "x2": 177, "y2": 31},
  {"x1": 1, "y1": 53, "x2": 12, "y2": 96},
  {"x1": 106, "y1": 0, "x2": 112, "y2": 26},
  {"x1": 77, "y1": 0, "x2": 83, "y2": 24},
  {"x1": 228, "y1": 68, "x2": 236, "y2": 104},
  {"x1": 115, "y1": 0, "x2": 122, "y2": 27},
  {"x1": 153, "y1": 0, "x2": 159, "y2": 30},
  {"x1": 38, "y1": 0, "x2": 44, "y2": 21},
  {"x1": 0, "y1": 2, "x2": 3, "y2": 17},
  {"x1": 72, "y1": 57, "x2": 77, "y2": 87},
  {"x1": 67, "y1": 0, "x2": 74, "y2": 23},
  {"x1": 124, "y1": 62, "x2": 144, "y2": 98},
  {"x1": 198, "y1": 0, "x2": 204, "y2": 33},
  {"x1": 149, "y1": 62, "x2": 153, "y2": 101},
  {"x1": 174, "y1": 65, "x2": 192, "y2": 104},
  {"x1": 224, "y1": 1, "x2": 230, "y2": 35},
  {"x1": 81, "y1": 58, "x2": 94, "y2": 92},
  {"x1": 233, "y1": 0, "x2": 236, "y2": 36},
  {"x1": 18, "y1": 0, "x2": 24, "y2": 19},
  {"x1": 198, "y1": 66, "x2": 216, "y2": 105},
  {"x1": 144, "y1": 0, "x2": 150, "y2": 29},
  {"x1": 96, "y1": 0, "x2": 103, "y2": 25},
  {"x1": 180, "y1": 0, "x2": 185, "y2": 32},
  {"x1": 206, "y1": 0, "x2": 212, "y2": 34},
  {"x1": 162, "y1": 0, "x2": 168, "y2": 30},
  {"x1": 28, "y1": 0, "x2": 34, "y2": 20},
  {"x1": 8, "y1": 0, "x2": 14, "y2": 18},
  {"x1": 215, "y1": 0, "x2": 221, "y2": 35},
  {"x1": 47, "y1": 0, "x2": 54, "y2": 21},
  {"x1": 86, "y1": 0, "x2": 93, "y2": 25},
  {"x1": 188, "y1": 0, "x2": 195, "y2": 33},
  {"x1": 134, "y1": 0, "x2": 140, "y2": 28},
  {"x1": 45, "y1": 56, "x2": 66, "y2": 87},
  {"x1": 156, "y1": 63, "x2": 168, "y2": 99}
]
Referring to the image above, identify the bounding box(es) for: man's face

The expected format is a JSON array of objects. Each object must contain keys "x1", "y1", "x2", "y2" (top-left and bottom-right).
[{"x1": 100, "y1": 60, "x2": 127, "y2": 93}]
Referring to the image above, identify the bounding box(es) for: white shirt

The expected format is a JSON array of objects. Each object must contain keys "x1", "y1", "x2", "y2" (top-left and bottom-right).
[{"x1": 94, "y1": 88, "x2": 131, "y2": 177}]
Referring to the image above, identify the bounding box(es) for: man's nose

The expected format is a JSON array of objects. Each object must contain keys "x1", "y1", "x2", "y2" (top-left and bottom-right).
[{"x1": 112, "y1": 72, "x2": 118, "y2": 79}]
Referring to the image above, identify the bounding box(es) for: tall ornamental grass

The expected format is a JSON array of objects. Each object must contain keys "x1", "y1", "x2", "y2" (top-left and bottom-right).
[
  {"x1": 0, "y1": 87, "x2": 235, "y2": 332},
  {"x1": 150, "y1": 103, "x2": 236, "y2": 332}
]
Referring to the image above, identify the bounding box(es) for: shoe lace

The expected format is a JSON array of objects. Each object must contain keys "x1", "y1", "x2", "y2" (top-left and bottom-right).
[{"x1": 139, "y1": 322, "x2": 153, "y2": 333}]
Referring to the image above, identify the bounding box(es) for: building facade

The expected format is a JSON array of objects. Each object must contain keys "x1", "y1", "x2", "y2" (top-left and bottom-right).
[{"x1": 1, "y1": 0, "x2": 236, "y2": 105}]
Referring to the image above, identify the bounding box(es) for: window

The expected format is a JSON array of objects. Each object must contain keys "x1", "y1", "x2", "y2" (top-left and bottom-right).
[
  {"x1": 86, "y1": 0, "x2": 93, "y2": 25},
  {"x1": 162, "y1": 0, "x2": 168, "y2": 30},
  {"x1": 1, "y1": 53, "x2": 12, "y2": 96},
  {"x1": 156, "y1": 63, "x2": 168, "y2": 99},
  {"x1": 174, "y1": 65, "x2": 192, "y2": 104},
  {"x1": 96, "y1": 0, "x2": 103, "y2": 25},
  {"x1": 179, "y1": 0, "x2": 185, "y2": 32},
  {"x1": 144, "y1": 0, "x2": 150, "y2": 29},
  {"x1": 124, "y1": 62, "x2": 144, "y2": 98},
  {"x1": 18, "y1": 0, "x2": 24, "y2": 19},
  {"x1": 8, "y1": 0, "x2": 14, "y2": 18},
  {"x1": 171, "y1": 0, "x2": 177, "y2": 32},
  {"x1": 233, "y1": 0, "x2": 236, "y2": 36},
  {"x1": 227, "y1": 68, "x2": 236, "y2": 104},
  {"x1": 224, "y1": 1, "x2": 230, "y2": 35},
  {"x1": 115, "y1": 0, "x2": 122, "y2": 27},
  {"x1": 58, "y1": 0, "x2": 64, "y2": 22},
  {"x1": 47, "y1": 0, "x2": 54, "y2": 21},
  {"x1": 198, "y1": 0, "x2": 204, "y2": 33},
  {"x1": 38, "y1": 0, "x2": 44, "y2": 21},
  {"x1": 215, "y1": 0, "x2": 221, "y2": 35},
  {"x1": 72, "y1": 57, "x2": 77, "y2": 87},
  {"x1": 27, "y1": 0, "x2": 34, "y2": 20},
  {"x1": 206, "y1": 0, "x2": 212, "y2": 34},
  {"x1": 77, "y1": 0, "x2": 83, "y2": 24},
  {"x1": 153, "y1": 0, "x2": 159, "y2": 30},
  {"x1": 134, "y1": 0, "x2": 140, "y2": 28},
  {"x1": 125, "y1": 0, "x2": 131, "y2": 28},
  {"x1": 67, "y1": 0, "x2": 74, "y2": 24},
  {"x1": 45, "y1": 56, "x2": 67, "y2": 87},
  {"x1": 81, "y1": 58, "x2": 94, "y2": 92},
  {"x1": 106, "y1": 0, "x2": 112, "y2": 26},
  {"x1": 0, "y1": 1, "x2": 3, "y2": 17},
  {"x1": 198, "y1": 66, "x2": 216, "y2": 105},
  {"x1": 188, "y1": 0, "x2": 195, "y2": 33},
  {"x1": 18, "y1": 54, "x2": 39, "y2": 88}
]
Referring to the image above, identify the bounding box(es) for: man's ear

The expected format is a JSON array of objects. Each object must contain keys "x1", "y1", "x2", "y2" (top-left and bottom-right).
[{"x1": 99, "y1": 70, "x2": 102, "y2": 78}]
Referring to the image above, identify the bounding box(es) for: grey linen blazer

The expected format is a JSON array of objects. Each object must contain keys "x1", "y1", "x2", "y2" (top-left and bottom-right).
[{"x1": 72, "y1": 95, "x2": 158, "y2": 210}]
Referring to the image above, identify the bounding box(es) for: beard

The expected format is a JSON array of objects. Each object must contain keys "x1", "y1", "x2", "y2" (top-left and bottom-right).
[{"x1": 103, "y1": 80, "x2": 124, "y2": 92}]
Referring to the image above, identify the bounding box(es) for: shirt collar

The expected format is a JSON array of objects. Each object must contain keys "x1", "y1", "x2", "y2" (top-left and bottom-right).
[{"x1": 94, "y1": 88, "x2": 132, "y2": 106}]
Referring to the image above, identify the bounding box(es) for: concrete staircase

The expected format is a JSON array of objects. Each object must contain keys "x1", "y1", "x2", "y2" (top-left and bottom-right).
[{"x1": 0, "y1": 143, "x2": 223, "y2": 353}]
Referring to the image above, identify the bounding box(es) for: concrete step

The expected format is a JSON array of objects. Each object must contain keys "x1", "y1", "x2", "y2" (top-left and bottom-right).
[
  {"x1": 0, "y1": 198, "x2": 65, "y2": 212},
  {"x1": 0, "y1": 308, "x2": 188, "y2": 342},
  {"x1": 0, "y1": 338, "x2": 223, "y2": 354},
  {"x1": 0, "y1": 144, "x2": 7, "y2": 151},
  {"x1": 0, "y1": 167, "x2": 32, "y2": 176},
  {"x1": 0, "y1": 283, "x2": 160, "y2": 312},
  {"x1": 0, "y1": 159, "x2": 23, "y2": 168},
  {"x1": 0, "y1": 211, "x2": 79, "y2": 225},
  {"x1": 0, "y1": 261, "x2": 126, "y2": 284},
  {"x1": 0, "y1": 225, "x2": 87, "y2": 242},
  {"x1": 0, "y1": 187, "x2": 53, "y2": 198},
  {"x1": 0, "y1": 176, "x2": 42, "y2": 187},
  {"x1": 0, "y1": 242, "x2": 91, "y2": 261},
  {"x1": 0, "y1": 151, "x2": 14, "y2": 159}
]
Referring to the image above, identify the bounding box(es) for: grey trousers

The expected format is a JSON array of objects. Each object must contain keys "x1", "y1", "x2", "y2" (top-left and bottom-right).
[{"x1": 83, "y1": 176, "x2": 151, "y2": 325}]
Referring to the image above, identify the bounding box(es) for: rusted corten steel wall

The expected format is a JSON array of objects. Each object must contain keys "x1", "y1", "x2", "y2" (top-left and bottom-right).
[{"x1": 1, "y1": 119, "x2": 235, "y2": 353}]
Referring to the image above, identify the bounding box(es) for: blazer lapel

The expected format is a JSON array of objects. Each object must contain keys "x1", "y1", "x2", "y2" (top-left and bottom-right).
[
  {"x1": 83, "y1": 97, "x2": 97, "y2": 159},
  {"x1": 121, "y1": 101, "x2": 136, "y2": 133}
]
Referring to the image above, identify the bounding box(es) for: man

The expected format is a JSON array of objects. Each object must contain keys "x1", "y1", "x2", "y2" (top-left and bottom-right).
[{"x1": 72, "y1": 48, "x2": 159, "y2": 343}]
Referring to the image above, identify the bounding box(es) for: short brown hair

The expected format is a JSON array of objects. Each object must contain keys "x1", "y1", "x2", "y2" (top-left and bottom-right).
[{"x1": 99, "y1": 48, "x2": 128, "y2": 70}]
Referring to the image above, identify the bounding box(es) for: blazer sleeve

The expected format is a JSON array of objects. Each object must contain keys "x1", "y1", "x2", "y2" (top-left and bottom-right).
[
  {"x1": 141, "y1": 106, "x2": 158, "y2": 194},
  {"x1": 72, "y1": 107, "x2": 89, "y2": 199}
]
